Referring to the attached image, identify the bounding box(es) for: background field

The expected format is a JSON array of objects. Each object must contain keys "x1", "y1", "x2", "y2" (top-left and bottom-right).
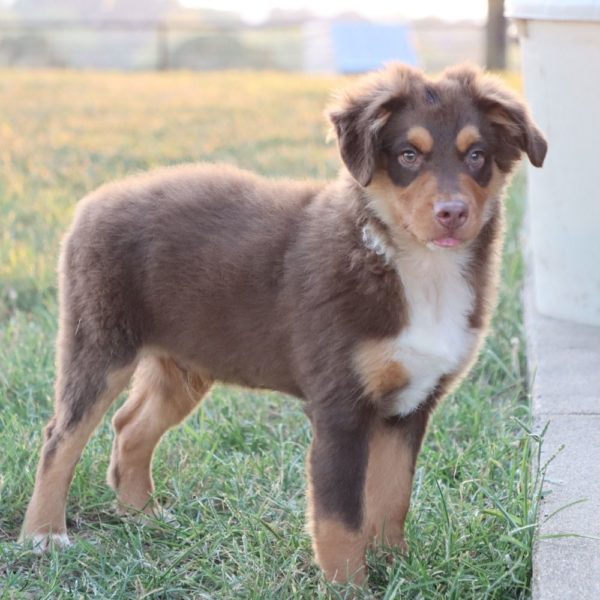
[{"x1": 0, "y1": 70, "x2": 539, "y2": 598}]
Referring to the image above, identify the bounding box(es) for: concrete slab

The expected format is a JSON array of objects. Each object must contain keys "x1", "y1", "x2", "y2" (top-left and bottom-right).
[{"x1": 525, "y1": 287, "x2": 600, "y2": 599}]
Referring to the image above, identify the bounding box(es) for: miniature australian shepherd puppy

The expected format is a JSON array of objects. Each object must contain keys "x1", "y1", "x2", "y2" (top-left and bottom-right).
[{"x1": 20, "y1": 63, "x2": 547, "y2": 585}]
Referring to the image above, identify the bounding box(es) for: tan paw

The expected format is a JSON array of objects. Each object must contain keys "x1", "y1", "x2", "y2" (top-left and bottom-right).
[
  {"x1": 21, "y1": 532, "x2": 72, "y2": 554},
  {"x1": 371, "y1": 531, "x2": 409, "y2": 558},
  {"x1": 114, "y1": 501, "x2": 179, "y2": 526}
]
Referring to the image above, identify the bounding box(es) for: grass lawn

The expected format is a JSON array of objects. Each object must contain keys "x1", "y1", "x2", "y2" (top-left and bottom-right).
[{"x1": 0, "y1": 70, "x2": 540, "y2": 599}]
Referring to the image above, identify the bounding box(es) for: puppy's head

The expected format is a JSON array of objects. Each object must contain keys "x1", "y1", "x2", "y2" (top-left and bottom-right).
[{"x1": 328, "y1": 63, "x2": 547, "y2": 249}]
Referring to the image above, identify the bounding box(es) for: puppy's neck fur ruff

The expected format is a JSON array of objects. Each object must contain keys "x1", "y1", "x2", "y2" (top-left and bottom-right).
[{"x1": 359, "y1": 213, "x2": 396, "y2": 266}]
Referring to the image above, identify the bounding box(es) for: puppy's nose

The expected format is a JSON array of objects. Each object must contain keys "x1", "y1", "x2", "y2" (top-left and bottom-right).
[{"x1": 434, "y1": 200, "x2": 469, "y2": 230}]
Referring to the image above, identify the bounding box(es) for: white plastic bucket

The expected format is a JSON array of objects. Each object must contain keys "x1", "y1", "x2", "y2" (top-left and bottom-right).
[{"x1": 506, "y1": 0, "x2": 600, "y2": 325}]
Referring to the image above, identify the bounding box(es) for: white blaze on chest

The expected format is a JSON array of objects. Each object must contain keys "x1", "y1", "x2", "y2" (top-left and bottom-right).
[{"x1": 390, "y1": 247, "x2": 476, "y2": 416}]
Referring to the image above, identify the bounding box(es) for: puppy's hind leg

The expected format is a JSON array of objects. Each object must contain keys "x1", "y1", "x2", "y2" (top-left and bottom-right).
[
  {"x1": 19, "y1": 335, "x2": 137, "y2": 552},
  {"x1": 108, "y1": 356, "x2": 212, "y2": 518}
]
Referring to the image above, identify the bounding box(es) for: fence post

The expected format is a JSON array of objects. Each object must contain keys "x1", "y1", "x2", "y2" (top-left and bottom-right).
[{"x1": 486, "y1": 0, "x2": 506, "y2": 70}]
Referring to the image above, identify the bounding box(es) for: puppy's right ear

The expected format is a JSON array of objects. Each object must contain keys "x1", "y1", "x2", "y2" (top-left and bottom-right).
[
  {"x1": 328, "y1": 65, "x2": 417, "y2": 187},
  {"x1": 328, "y1": 97, "x2": 390, "y2": 187}
]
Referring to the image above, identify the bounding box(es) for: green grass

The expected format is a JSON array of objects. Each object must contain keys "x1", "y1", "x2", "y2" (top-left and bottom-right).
[{"x1": 0, "y1": 70, "x2": 541, "y2": 599}]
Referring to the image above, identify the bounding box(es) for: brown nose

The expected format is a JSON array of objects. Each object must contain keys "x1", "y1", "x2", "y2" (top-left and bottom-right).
[{"x1": 434, "y1": 200, "x2": 469, "y2": 230}]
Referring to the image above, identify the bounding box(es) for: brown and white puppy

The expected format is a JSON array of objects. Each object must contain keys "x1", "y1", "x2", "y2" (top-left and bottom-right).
[{"x1": 20, "y1": 63, "x2": 546, "y2": 585}]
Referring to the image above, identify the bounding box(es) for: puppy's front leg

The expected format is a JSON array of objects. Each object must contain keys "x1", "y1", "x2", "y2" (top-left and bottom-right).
[
  {"x1": 306, "y1": 403, "x2": 431, "y2": 584},
  {"x1": 306, "y1": 410, "x2": 372, "y2": 585}
]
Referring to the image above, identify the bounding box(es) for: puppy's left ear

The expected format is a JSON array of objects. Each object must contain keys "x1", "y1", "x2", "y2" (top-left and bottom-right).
[
  {"x1": 327, "y1": 65, "x2": 417, "y2": 187},
  {"x1": 477, "y1": 77, "x2": 547, "y2": 168},
  {"x1": 447, "y1": 66, "x2": 547, "y2": 169},
  {"x1": 480, "y1": 81, "x2": 547, "y2": 168}
]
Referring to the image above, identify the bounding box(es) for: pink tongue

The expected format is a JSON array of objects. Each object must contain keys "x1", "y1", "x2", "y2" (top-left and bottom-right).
[{"x1": 434, "y1": 237, "x2": 461, "y2": 248}]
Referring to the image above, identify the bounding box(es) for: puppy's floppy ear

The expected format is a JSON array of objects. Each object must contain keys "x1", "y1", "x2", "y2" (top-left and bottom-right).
[
  {"x1": 478, "y1": 79, "x2": 548, "y2": 168},
  {"x1": 327, "y1": 64, "x2": 418, "y2": 187},
  {"x1": 446, "y1": 65, "x2": 548, "y2": 169},
  {"x1": 328, "y1": 96, "x2": 391, "y2": 187}
]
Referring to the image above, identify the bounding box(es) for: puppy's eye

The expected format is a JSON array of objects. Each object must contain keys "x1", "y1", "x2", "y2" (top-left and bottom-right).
[
  {"x1": 398, "y1": 149, "x2": 422, "y2": 169},
  {"x1": 466, "y1": 149, "x2": 485, "y2": 170}
]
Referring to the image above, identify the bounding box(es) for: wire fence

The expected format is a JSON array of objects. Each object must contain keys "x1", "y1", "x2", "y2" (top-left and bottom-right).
[{"x1": 0, "y1": 18, "x2": 509, "y2": 72}]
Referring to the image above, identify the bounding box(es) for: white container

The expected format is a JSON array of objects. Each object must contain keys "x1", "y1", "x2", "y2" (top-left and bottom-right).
[{"x1": 506, "y1": 0, "x2": 600, "y2": 325}]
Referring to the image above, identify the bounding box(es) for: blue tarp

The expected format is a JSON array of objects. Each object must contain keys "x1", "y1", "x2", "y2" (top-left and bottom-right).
[{"x1": 330, "y1": 22, "x2": 418, "y2": 73}]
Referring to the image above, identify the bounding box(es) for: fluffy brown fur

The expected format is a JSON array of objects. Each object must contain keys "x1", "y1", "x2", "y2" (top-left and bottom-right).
[{"x1": 20, "y1": 63, "x2": 546, "y2": 585}]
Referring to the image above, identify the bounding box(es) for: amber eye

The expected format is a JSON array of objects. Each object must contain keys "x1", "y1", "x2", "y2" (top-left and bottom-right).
[
  {"x1": 466, "y1": 149, "x2": 485, "y2": 170},
  {"x1": 398, "y1": 149, "x2": 422, "y2": 169}
]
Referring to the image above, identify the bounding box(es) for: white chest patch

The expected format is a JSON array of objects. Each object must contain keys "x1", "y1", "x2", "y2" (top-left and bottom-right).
[{"x1": 390, "y1": 246, "x2": 476, "y2": 416}]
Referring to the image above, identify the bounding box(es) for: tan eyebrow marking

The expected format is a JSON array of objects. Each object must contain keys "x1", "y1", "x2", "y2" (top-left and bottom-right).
[
  {"x1": 406, "y1": 126, "x2": 433, "y2": 154},
  {"x1": 456, "y1": 125, "x2": 482, "y2": 153}
]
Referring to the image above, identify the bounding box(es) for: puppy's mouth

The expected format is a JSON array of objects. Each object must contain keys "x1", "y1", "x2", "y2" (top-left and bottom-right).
[
  {"x1": 431, "y1": 236, "x2": 462, "y2": 248},
  {"x1": 402, "y1": 221, "x2": 472, "y2": 251},
  {"x1": 405, "y1": 226, "x2": 466, "y2": 250}
]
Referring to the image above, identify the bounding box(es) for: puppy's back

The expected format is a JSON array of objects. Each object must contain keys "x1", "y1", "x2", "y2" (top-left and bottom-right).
[{"x1": 59, "y1": 164, "x2": 323, "y2": 392}]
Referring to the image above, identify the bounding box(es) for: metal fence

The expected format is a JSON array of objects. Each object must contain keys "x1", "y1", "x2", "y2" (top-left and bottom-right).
[
  {"x1": 0, "y1": 19, "x2": 303, "y2": 70},
  {"x1": 0, "y1": 18, "x2": 497, "y2": 72}
]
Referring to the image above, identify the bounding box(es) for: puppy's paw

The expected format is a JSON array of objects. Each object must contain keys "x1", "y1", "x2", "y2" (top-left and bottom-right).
[
  {"x1": 146, "y1": 505, "x2": 179, "y2": 527},
  {"x1": 114, "y1": 501, "x2": 179, "y2": 527},
  {"x1": 391, "y1": 536, "x2": 409, "y2": 556},
  {"x1": 21, "y1": 532, "x2": 72, "y2": 554},
  {"x1": 371, "y1": 531, "x2": 409, "y2": 562}
]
